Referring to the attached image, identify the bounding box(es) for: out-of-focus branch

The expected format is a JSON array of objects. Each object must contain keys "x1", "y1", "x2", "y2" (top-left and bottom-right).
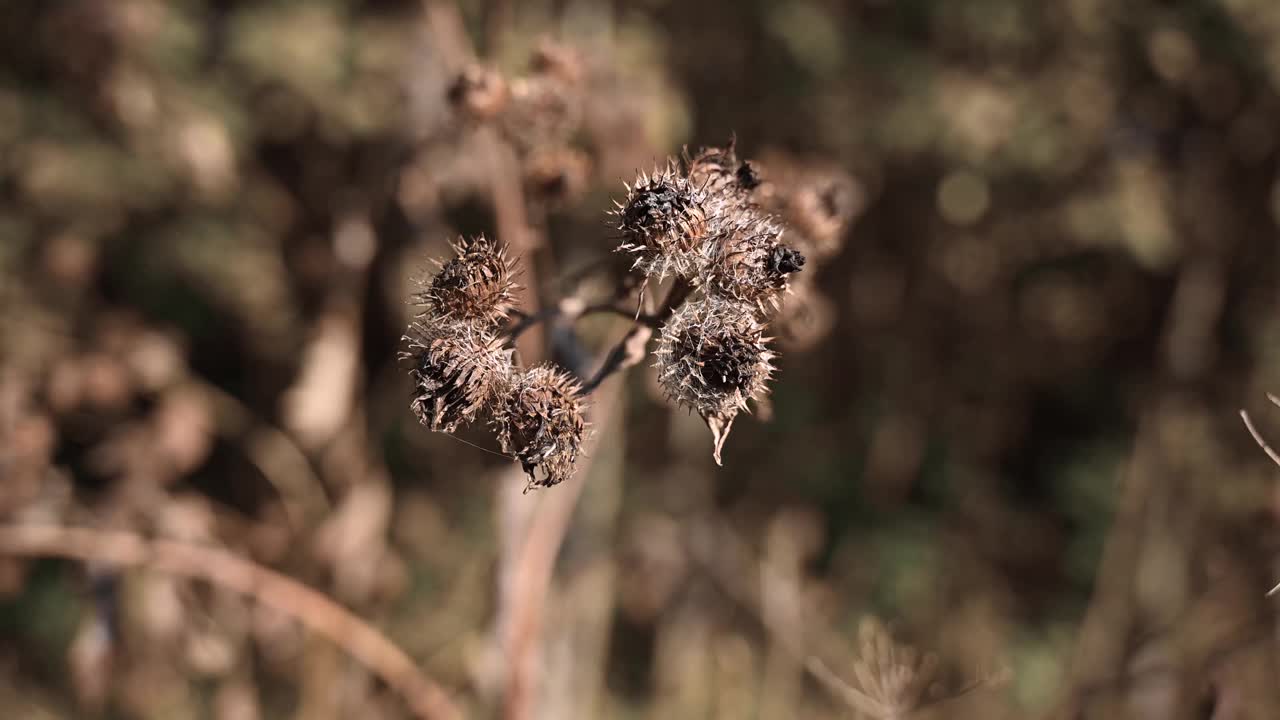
[
  {"x1": 1241, "y1": 408, "x2": 1280, "y2": 471},
  {"x1": 198, "y1": 380, "x2": 330, "y2": 530},
  {"x1": 1240, "y1": 398, "x2": 1280, "y2": 595},
  {"x1": 0, "y1": 524, "x2": 462, "y2": 720}
]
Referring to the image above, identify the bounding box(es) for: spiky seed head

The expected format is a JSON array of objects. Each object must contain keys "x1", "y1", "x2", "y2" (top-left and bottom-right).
[
  {"x1": 494, "y1": 365, "x2": 588, "y2": 490},
  {"x1": 773, "y1": 280, "x2": 835, "y2": 350},
  {"x1": 655, "y1": 298, "x2": 775, "y2": 464},
  {"x1": 700, "y1": 212, "x2": 803, "y2": 313},
  {"x1": 418, "y1": 234, "x2": 518, "y2": 325},
  {"x1": 502, "y1": 75, "x2": 581, "y2": 151},
  {"x1": 684, "y1": 140, "x2": 763, "y2": 208},
  {"x1": 614, "y1": 165, "x2": 711, "y2": 281},
  {"x1": 530, "y1": 39, "x2": 585, "y2": 85},
  {"x1": 782, "y1": 172, "x2": 861, "y2": 262},
  {"x1": 447, "y1": 65, "x2": 509, "y2": 122},
  {"x1": 685, "y1": 142, "x2": 739, "y2": 188},
  {"x1": 403, "y1": 320, "x2": 511, "y2": 434},
  {"x1": 524, "y1": 146, "x2": 592, "y2": 207}
]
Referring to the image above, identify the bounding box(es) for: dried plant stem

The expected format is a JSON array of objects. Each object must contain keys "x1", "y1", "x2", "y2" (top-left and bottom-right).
[
  {"x1": 579, "y1": 278, "x2": 693, "y2": 395},
  {"x1": 1241, "y1": 401, "x2": 1280, "y2": 595},
  {"x1": 1241, "y1": 409, "x2": 1280, "y2": 472},
  {"x1": 495, "y1": 380, "x2": 620, "y2": 719},
  {"x1": 0, "y1": 524, "x2": 462, "y2": 720},
  {"x1": 504, "y1": 295, "x2": 658, "y2": 345}
]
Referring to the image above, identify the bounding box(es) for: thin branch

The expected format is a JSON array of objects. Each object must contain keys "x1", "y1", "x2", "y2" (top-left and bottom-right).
[
  {"x1": 578, "y1": 278, "x2": 693, "y2": 396},
  {"x1": 198, "y1": 380, "x2": 330, "y2": 530},
  {"x1": 0, "y1": 524, "x2": 463, "y2": 720},
  {"x1": 578, "y1": 324, "x2": 652, "y2": 396},
  {"x1": 1240, "y1": 409, "x2": 1280, "y2": 471},
  {"x1": 1242, "y1": 402, "x2": 1280, "y2": 595}
]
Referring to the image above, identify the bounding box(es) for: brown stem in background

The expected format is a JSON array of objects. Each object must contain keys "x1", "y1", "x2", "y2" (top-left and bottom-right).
[
  {"x1": 0, "y1": 524, "x2": 462, "y2": 720},
  {"x1": 421, "y1": 5, "x2": 567, "y2": 719}
]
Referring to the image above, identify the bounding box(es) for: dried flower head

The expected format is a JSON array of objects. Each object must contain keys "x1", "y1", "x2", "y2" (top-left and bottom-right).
[
  {"x1": 418, "y1": 234, "x2": 518, "y2": 325},
  {"x1": 403, "y1": 320, "x2": 511, "y2": 434},
  {"x1": 700, "y1": 212, "x2": 803, "y2": 312},
  {"x1": 773, "y1": 279, "x2": 835, "y2": 350},
  {"x1": 447, "y1": 65, "x2": 509, "y2": 122},
  {"x1": 502, "y1": 75, "x2": 581, "y2": 151},
  {"x1": 495, "y1": 365, "x2": 588, "y2": 489},
  {"x1": 685, "y1": 139, "x2": 761, "y2": 203},
  {"x1": 530, "y1": 38, "x2": 585, "y2": 86},
  {"x1": 614, "y1": 165, "x2": 711, "y2": 281},
  {"x1": 655, "y1": 297, "x2": 774, "y2": 464},
  {"x1": 524, "y1": 146, "x2": 592, "y2": 207},
  {"x1": 777, "y1": 170, "x2": 862, "y2": 262}
]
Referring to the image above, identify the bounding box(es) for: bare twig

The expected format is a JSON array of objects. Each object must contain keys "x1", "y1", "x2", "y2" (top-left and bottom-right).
[
  {"x1": 578, "y1": 278, "x2": 692, "y2": 395},
  {"x1": 1241, "y1": 401, "x2": 1280, "y2": 595},
  {"x1": 505, "y1": 300, "x2": 658, "y2": 345},
  {"x1": 1240, "y1": 409, "x2": 1280, "y2": 471},
  {"x1": 0, "y1": 524, "x2": 463, "y2": 720},
  {"x1": 198, "y1": 380, "x2": 330, "y2": 530}
]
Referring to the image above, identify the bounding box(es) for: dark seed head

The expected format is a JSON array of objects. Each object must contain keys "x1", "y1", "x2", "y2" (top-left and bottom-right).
[
  {"x1": 615, "y1": 166, "x2": 709, "y2": 280},
  {"x1": 767, "y1": 246, "x2": 806, "y2": 276},
  {"x1": 735, "y1": 161, "x2": 762, "y2": 191},
  {"x1": 656, "y1": 298, "x2": 774, "y2": 463}
]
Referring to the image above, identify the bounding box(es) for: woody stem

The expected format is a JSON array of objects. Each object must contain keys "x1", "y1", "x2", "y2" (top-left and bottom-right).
[{"x1": 577, "y1": 277, "x2": 693, "y2": 396}]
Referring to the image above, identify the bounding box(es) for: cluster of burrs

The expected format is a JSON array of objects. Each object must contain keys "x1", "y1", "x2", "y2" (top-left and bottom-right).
[
  {"x1": 404, "y1": 141, "x2": 811, "y2": 485},
  {"x1": 403, "y1": 235, "x2": 588, "y2": 489},
  {"x1": 620, "y1": 141, "x2": 807, "y2": 463},
  {"x1": 448, "y1": 39, "x2": 591, "y2": 207}
]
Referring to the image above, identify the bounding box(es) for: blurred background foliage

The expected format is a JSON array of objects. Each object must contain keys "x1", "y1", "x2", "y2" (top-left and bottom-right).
[{"x1": 4, "y1": 0, "x2": 1280, "y2": 718}]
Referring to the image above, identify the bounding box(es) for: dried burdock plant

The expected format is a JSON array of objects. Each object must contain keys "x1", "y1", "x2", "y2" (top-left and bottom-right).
[
  {"x1": 494, "y1": 365, "x2": 588, "y2": 490},
  {"x1": 403, "y1": 320, "x2": 512, "y2": 434},
  {"x1": 655, "y1": 297, "x2": 775, "y2": 464},
  {"x1": 408, "y1": 99, "x2": 813, "y2": 477},
  {"x1": 416, "y1": 234, "x2": 519, "y2": 325}
]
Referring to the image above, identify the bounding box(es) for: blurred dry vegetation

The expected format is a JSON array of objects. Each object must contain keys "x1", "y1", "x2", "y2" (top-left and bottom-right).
[{"x1": 4, "y1": 0, "x2": 1280, "y2": 718}]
